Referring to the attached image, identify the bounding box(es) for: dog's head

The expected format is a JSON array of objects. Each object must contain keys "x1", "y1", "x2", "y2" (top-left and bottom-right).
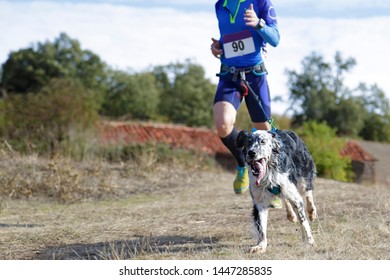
[{"x1": 237, "y1": 130, "x2": 278, "y2": 186}]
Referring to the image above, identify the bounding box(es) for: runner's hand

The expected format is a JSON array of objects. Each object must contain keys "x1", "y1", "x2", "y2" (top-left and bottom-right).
[
  {"x1": 211, "y1": 38, "x2": 223, "y2": 58},
  {"x1": 244, "y1": 4, "x2": 260, "y2": 28}
]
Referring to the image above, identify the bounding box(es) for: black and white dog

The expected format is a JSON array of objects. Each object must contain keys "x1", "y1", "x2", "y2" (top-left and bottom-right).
[{"x1": 237, "y1": 129, "x2": 317, "y2": 254}]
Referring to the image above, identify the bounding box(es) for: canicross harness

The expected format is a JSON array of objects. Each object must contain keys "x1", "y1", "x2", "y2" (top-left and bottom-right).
[{"x1": 217, "y1": 63, "x2": 277, "y2": 132}]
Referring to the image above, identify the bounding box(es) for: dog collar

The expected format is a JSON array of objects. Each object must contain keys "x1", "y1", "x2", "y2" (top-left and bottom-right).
[{"x1": 268, "y1": 185, "x2": 281, "y2": 195}]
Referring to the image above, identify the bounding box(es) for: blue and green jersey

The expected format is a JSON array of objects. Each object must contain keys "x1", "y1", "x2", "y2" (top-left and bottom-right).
[{"x1": 215, "y1": 0, "x2": 280, "y2": 67}]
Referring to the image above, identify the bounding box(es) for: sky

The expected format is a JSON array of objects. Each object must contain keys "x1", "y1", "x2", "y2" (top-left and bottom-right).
[{"x1": 1, "y1": 0, "x2": 390, "y2": 114}]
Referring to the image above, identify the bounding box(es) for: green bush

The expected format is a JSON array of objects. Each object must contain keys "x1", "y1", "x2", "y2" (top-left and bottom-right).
[
  {"x1": 297, "y1": 121, "x2": 353, "y2": 182},
  {"x1": 0, "y1": 99, "x2": 4, "y2": 136},
  {"x1": 2, "y1": 78, "x2": 99, "y2": 156}
]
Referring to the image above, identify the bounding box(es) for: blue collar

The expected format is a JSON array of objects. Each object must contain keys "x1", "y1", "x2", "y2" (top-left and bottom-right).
[{"x1": 268, "y1": 185, "x2": 281, "y2": 195}]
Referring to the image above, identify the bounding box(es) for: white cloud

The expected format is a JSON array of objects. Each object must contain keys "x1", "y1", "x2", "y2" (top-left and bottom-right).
[
  {"x1": 276, "y1": 0, "x2": 390, "y2": 9},
  {"x1": 1, "y1": 1, "x2": 390, "y2": 116},
  {"x1": 270, "y1": 16, "x2": 390, "y2": 113},
  {"x1": 0, "y1": 1, "x2": 220, "y2": 72}
]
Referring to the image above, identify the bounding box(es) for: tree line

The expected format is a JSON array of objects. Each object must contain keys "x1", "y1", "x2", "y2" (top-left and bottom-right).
[
  {"x1": 0, "y1": 33, "x2": 216, "y2": 126},
  {"x1": 0, "y1": 33, "x2": 216, "y2": 154},
  {"x1": 0, "y1": 32, "x2": 389, "y2": 155},
  {"x1": 286, "y1": 52, "x2": 390, "y2": 142}
]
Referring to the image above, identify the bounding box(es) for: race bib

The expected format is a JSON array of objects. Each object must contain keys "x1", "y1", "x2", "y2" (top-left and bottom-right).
[{"x1": 223, "y1": 30, "x2": 256, "y2": 59}]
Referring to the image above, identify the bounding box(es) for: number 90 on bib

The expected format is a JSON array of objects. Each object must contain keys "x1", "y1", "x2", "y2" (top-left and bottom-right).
[{"x1": 223, "y1": 30, "x2": 256, "y2": 59}]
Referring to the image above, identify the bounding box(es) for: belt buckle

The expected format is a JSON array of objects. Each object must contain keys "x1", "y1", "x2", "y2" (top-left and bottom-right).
[
  {"x1": 229, "y1": 66, "x2": 236, "y2": 74},
  {"x1": 240, "y1": 71, "x2": 246, "y2": 81}
]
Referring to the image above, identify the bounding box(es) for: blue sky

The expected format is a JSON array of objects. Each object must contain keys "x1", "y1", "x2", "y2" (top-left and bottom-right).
[
  {"x1": 1, "y1": 0, "x2": 390, "y2": 114},
  {"x1": 8, "y1": 0, "x2": 390, "y2": 17}
]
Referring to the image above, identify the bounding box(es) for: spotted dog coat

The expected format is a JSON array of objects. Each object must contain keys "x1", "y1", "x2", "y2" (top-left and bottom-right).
[{"x1": 237, "y1": 129, "x2": 317, "y2": 254}]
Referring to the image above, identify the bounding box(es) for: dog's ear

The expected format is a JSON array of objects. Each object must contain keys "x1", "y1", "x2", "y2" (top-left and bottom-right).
[
  {"x1": 270, "y1": 131, "x2": 282, "y2": 154},
  {"x1": 268, "y1": 129, "x2": 277, "y2": 138},
  {"x1": 236, "y1": 130, "x2": 249, "y2": 149}
]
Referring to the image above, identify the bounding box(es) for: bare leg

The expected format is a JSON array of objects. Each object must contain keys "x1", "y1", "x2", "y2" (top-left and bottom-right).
[{"x1": 213, "y1": 101, "x2": 237, "y2": 138}]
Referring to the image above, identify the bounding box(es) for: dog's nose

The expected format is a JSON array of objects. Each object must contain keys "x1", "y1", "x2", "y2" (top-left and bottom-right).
[{"x1": 248, "y1": 150, "x2": 256, "y2": 159}]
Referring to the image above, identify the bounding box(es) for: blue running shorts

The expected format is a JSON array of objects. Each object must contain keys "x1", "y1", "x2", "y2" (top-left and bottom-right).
[{"x1": 214, "y1": 70, "x2": 271, "y2": 123}]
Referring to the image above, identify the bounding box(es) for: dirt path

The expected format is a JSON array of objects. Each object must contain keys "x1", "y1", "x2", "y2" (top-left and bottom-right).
[
  {"x1": 358, "y1": 140, "x2": 390, "y2": 185},
  {"x1": 0, "y1": 165, "x2": 389, "y2": 260}
]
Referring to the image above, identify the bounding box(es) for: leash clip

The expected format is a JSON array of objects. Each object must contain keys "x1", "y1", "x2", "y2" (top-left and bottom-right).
[
  {"x1": 240, "y1": 80, "x2": 249, "y2": 96},
  {"x1": 239, "y1": 70, "x2": 246, "y2": 81}
]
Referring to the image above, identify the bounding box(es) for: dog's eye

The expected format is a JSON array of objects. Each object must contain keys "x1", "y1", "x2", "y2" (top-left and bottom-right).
[{"x1": 260, "y1": 139, "x2": 266, "y2": 145}]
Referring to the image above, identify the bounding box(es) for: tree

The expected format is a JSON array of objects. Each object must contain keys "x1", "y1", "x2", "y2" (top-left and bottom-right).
[
  {"x1": 0, "y1": 32, "x2": 108, "y2": 95},
  {"x1": 101, "y1": 70, "x2": 161, "y2": 120},
  {"x1": 357, "y1": 83, "x2": 390, "y2": 142},
  {"x1": 171, "y1": 64, "x2": 215, "y2": 127},
  {"x1": 286, "y1": 52, "x2": 356, "y2": 126},
  {"x1": 327, "y1": 96, "x2": 365, "y2": 136},
  {"x1": 101, "y1": 61, "x2": 215, "y2": 126},
  {"x1": 285, "y1": 52, "x2": 390, "y2": 141},
  {"x1": 2, "y1": 78, "x2": 99, "y2": 154},
  {"x1": 153, "y1": 60, "x2": 215, "y2": 127}
]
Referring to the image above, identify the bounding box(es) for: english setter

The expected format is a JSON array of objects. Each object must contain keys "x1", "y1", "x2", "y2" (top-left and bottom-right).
[{"x1": 237, "y1": 129, "x2": 317, "y2": 253}]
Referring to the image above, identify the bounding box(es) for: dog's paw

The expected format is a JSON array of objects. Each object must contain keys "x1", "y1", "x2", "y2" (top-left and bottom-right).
[
  {"x1": 306, "y1": 237, "x2": 315, "y2": 246},
  {"x1": 287, "y1": 212, "x2": 298, "y2": 223},
  {"x1": 308, "y1": 209, "x2": 317, "y2": 221},
  {"x1": 249, "y1": 245, "x2": 267, "y2": 254}
]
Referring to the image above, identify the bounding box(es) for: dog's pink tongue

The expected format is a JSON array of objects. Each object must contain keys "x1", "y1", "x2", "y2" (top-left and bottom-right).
[{"x1": 255, "y1": 158, "x2": 267, "y2": 186}]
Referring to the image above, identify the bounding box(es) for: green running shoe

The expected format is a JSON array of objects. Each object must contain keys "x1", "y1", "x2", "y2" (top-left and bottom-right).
[
  {"x1": 233, "y1": 166, "x2": 249, "y2": 194},
  {"x1": 269, "y1": 196, "x2": 283, "y2": 209}
]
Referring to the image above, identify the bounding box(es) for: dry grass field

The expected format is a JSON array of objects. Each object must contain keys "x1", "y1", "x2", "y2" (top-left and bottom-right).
[{"x1": 0, "y1": 149, "x2": 389, "y2": 260}]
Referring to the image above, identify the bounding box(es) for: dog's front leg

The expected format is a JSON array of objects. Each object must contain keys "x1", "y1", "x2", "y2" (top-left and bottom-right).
[
  {"x1": 285, "y1": 199, "x2": 298, "y2": 223},
  {"x1": 250, "y1": 204, "x2": 269, "y2": 254},
  {"x1": 305, "y1": 189, "x2": 317, "y2": 221},
  {"x1": 283, "y1": 184, "x2": 315, "y2": 245}
]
